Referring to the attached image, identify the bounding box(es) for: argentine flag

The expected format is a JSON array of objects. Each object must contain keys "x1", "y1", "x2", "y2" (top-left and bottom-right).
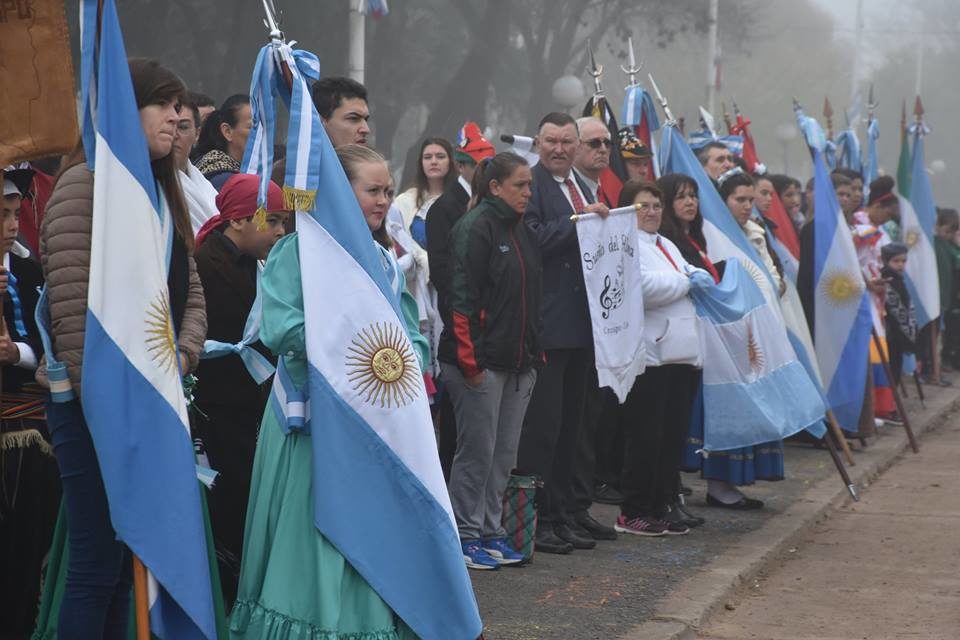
[
  {"x1": 79, "y1": 0, "x2": 215, "y2": 637},
  {"x1": 800, "y1": 111, "x2": 874, "y2": 431},
  {"x1": 691, "y1": 261, "x2": 825, "y2": 450},
  {"x1": 904, "y1": 128, "x2": 941, "y2": 327},
  {"x1": 251, "y1": 42, "x2": 481, "y2": 638},
  {"x1": 659, "y1": 124, "x2": 827, "y2": 438}
]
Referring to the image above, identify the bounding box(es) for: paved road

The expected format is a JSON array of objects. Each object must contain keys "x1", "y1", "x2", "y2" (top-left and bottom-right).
[
  {"x1": 698, "y1": 408, "x2": 960, "y2": 640},
  {"x1": 470, "y1": 385, "x2": 957, "y2": 640}
]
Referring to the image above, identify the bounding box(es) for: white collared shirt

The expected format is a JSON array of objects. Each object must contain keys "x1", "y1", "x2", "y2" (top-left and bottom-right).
[
  {"x1": 552, "y1": 171, "x2": 589, "y2": 212},
  {"x1": 574, "y1": 169, "x2": 601, "y2": 204},
  {"x1": 458, "y1": 175, "x2": 472, "y2": 198}
]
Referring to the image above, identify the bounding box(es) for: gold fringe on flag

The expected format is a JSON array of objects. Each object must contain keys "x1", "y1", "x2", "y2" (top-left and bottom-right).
[
  {"x1": 252, "y1": 207, "x2": 268, "y2": 232},
  {"x1": 282, "y1": 185, "x2": 317, "y2": 213}
]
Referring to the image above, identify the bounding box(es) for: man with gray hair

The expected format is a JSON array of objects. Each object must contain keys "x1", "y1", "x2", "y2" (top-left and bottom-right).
[{"x1": 574, "y1": 116, "x2": 615, "y2": 207}]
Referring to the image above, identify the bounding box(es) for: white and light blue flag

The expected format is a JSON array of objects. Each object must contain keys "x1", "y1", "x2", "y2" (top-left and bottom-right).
[
  {"x1": 797, "y1": 107, "x2": 874, "y2": 431},
  {"x1": 905, "y1": 126, "x2": 941, "y2": 327},
  {"x1": 690, "y1": 261, "x2": 825, "y2": 450},
  {"x1": 659, "y1": 124, "x2": 826, "y2": 438},
  {"x1": 249, "y1": 41, "x2": 481, "y2": 639},
  {"x1": 79, "y1": 0, "x2": 215, "y2": 637}
]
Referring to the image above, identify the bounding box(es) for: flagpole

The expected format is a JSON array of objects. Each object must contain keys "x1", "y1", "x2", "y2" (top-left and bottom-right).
[
  {"x1": 705, "y1": 0, "x2": 719, "y2": 116},
  {"x1": 348, "y1": 0, "x2": 365, "y2": 83},
  {"x1": 826, "y1": 410, "x2": 856, "y2": 466},
  {"x1": 132, "y1": 556, "x2": 150, "y2": 639},
  {"x1": 871, "y1": 329, "x2": 920, "y2": 453}
]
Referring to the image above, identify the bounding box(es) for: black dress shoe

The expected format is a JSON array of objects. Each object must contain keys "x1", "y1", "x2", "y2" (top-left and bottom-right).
[
  {"x1": 661, "y1": 502, "x2": 704, "y2": 528},
  {"x1": 574, "y1": 512, "x2": 617, "y2": 540},
  {"x1": 593, "y1": 482, "x2": 624, "y2": 505},
  {"x1": 705, "y1": 493, "x2": 764, "y2": 510},
  {"x1": 534, "y1": 528, "x2": 574, "y2": 554},
  {"x1": 554, "y1": 523, "x2": 596, "y2": 549}
]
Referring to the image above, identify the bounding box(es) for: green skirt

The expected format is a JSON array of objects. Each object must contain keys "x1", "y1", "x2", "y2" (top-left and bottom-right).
[{"x1": 230, "y1": 409, "x2": 416, "y2": 640}]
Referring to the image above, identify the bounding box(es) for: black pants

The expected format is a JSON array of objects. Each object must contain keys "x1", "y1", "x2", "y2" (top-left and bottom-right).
[
  {"x1": 571, "y1": 371, "x2": 612, "y2": 516},
  {"x1": 619, "y1": 364, "x2": 698, "y2": 517},
  {"x1": 592, "y1": 388, "x2": 623, "y2": 487},
  {"x1": 888, "y1": 336, "x2": 905, "y2": 388},
  {"x1": 197, "y1": 403, "x2": 259, "y2": 610},
  {"x1": 518, "y1": 347, "x2": 590, "y2": 526},
  {"x1": 435, "y1": 387, "x2": 458, "y2": 483}
]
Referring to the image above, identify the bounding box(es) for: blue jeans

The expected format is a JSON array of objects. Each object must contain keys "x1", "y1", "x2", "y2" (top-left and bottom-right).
[{"x1": 47, "y1": 399, "x2": 132, "y2": 639}]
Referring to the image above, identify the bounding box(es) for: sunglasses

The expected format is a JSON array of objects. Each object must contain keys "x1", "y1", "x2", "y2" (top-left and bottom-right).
[{"x1": 583, "y1": 138, "x2": 612, "y2": 149}]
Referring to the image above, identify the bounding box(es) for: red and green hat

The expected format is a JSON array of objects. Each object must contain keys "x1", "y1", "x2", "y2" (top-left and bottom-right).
[{"x1": 454, "y1": 122, "x2": 495, "y2": 165}]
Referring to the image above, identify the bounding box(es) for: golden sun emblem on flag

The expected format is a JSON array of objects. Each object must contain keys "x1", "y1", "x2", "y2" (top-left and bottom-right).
[
  {"x1": 746, "y1": 326, "x2": 765, "y2": 374},
  {"x1": 819, "y1": 270, "x2": 863, "y2": 307},
  {"x1": 904, "y1": 227, "x2": 920, "y2": 249},
  {"x1": 346, "y1": 322, "x2": 420, "y2": 408},
  {"x1": 145, "y1": 292, "x2": 177, "y2": 373}
]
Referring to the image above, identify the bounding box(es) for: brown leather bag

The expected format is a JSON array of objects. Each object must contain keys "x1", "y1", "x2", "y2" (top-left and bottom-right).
[{"x1": 0, "y1": 0, "x2": 79, "y2": 166}]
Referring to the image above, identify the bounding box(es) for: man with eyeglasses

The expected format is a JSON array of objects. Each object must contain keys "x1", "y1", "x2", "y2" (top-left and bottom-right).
[
  {"x1": 574, "y1": 116, "x2": 615, "y2": 208},
  {"x1": 519, "y1": 112, "x2": 610, "y2": 555},
  {"x1": 696, "y1": 141, "x2": 735, "y2": 181}
]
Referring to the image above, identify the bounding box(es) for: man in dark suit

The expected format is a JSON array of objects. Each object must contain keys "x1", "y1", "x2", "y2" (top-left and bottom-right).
[
  {"x1": 518, "y1": 112, "x2": 610, "y2": 554},
  {"x1": 425, "y1": 122, "x2": 496, "y2": 481}
]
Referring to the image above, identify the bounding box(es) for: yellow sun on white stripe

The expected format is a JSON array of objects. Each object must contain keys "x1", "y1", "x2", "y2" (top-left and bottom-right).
[
  {"x1": 819, "y1": 269, "x2": 863, "y2": 308},
  {"x1": 145, "y1": 292, "x2": 177, "y2": 373},
  {"x1": 904, "y1": 228, "x2": 920, "y2": 249},
  {"x1": 345, "y1": 322, "x2": 420, "y2": 408}
]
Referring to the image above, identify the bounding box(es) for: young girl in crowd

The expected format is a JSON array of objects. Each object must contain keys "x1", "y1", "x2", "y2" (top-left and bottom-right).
[
  {"x1": 231, "y1": 145, "x2": 423, "y2": 638},
  {"x1": 439, "y1": 152, "x2": 543, "y2": 570}
]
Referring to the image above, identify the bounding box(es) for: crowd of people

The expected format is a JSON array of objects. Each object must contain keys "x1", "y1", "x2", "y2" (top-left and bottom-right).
[{"x1": 2, "y1": 54, "x2": 956, "y2": 640}]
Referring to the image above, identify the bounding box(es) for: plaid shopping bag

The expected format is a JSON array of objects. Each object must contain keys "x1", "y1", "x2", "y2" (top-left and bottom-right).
[{"x1": 501, "y1": 473, "x2": 541, "y2": 562}]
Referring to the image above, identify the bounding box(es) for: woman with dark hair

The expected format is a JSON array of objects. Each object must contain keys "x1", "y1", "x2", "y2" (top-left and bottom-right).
[
  {"x1": 394, "y1": 137, "x2": 456, "y2": 245},
  {"x1": 769, "y1": 174, "x2": 804, "y2": 230},
  {"x1": 658, "y1": 173, "x2": 722, "y2": 283},
  {"x1": 40, "y1": 57, "x2": 207, "y2": 638},
  {"x1": 439, "y1": 152, "x2": 543, "y2": 570},
  {"x1": 231, "y1": 144, "x2": 427, "y2": 637},
  {"x1": 193, "y1": 93, "x2": 252, "y2": 191}
]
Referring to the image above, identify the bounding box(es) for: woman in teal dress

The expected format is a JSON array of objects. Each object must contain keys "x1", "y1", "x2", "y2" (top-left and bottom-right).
[{"x1": 230, "y1": 145, "x2": 427, "y2": 639}]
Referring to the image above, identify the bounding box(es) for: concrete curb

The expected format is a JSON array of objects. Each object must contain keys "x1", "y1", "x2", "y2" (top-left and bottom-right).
[{"x1": 619, "y1": 389, "x2": 960, "y2": 640}]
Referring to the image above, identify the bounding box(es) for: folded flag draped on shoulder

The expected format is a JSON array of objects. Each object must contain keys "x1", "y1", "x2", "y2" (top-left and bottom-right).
[
  {"x1": 78, "y1": 0, "x2": 215, "y2": 637},
  {"x1": 797, "y1": 106, "x2": 873, "y2": 431},
  {"x1": 904, "y1": 117, "x2": 941, "y2": 327},
  {"x1": 690, "y1": 260, "x2": 825, "y2": 450},
  {"x1": 245, "y1": 40, "x2": 481, "y2": 639},
  {"x1": 576, "y1": 210, "x2": 645, "y2": 402}
]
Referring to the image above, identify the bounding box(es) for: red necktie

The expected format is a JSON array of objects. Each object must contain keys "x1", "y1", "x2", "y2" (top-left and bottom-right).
[
  {"x1": 564, "y1": 178, "x2": 586, "y2": 214},
  {"x1": 656, "y1": 236, "x2": 680, "y2": 272}
]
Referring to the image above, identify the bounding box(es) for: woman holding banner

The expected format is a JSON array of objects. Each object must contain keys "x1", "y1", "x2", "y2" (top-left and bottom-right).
[{"x1": 613, "y1": 180, "x2": 702, "y2": 537}]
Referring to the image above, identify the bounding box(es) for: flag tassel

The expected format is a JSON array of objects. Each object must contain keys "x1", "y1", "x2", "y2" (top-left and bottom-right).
[{"x1": 282, "y1": 185, "x2": 317, "y2": 213}]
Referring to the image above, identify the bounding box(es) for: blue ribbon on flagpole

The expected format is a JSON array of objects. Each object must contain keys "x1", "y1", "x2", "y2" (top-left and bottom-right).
[
  {"x1": 621, "y1": 86, "x2": 661, "y2": 132},
  {"x1": 200, "y1": 268, "x2": 276, "y2": 385},
  {"x1": 865, "y1": 118, "x2": 880, "y2": 185},
  {"x1": 835, "y1": 129, "x2": 862, "y2": 173}
]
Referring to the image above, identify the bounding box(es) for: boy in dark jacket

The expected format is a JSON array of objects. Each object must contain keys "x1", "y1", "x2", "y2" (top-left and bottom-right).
[{"x1": 881, "y1": 243, "x2": 916, "y2": 391}]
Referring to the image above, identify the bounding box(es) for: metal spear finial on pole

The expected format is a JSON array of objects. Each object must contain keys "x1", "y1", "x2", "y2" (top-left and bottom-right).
[
  {"x1": 586, "y1": 39, "x2": 604, "y2": 97},
  {"x1": 620, "y1": 36, "x2": 643, "y2": 88},
  {"x1": 648, "y1": 73, "x2": 676, "y2": 125},
  {"x1": 262, "y1": 0, "x2": 284, "y2": 43},
  {"x1": 867, "y1": 83, "x2": 877, "y2": 124},
  {"x1": 914, "y1": 95, "x2": 925, "y2": 125}
]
